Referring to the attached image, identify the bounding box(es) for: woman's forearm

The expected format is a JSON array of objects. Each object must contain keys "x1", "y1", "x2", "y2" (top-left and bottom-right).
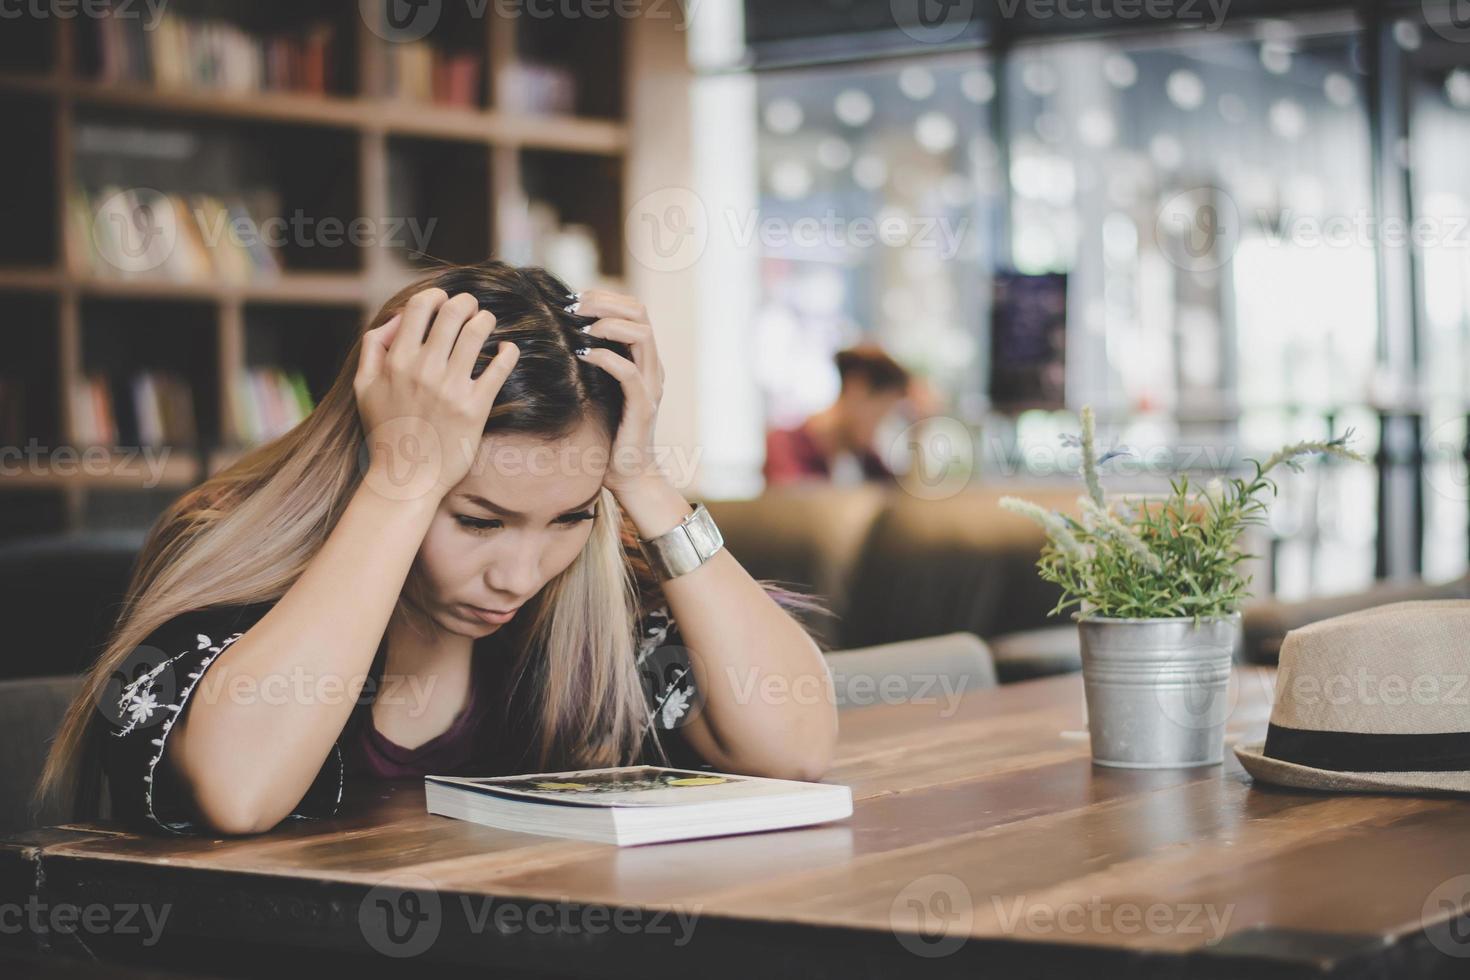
[
  {"x1": 619, "y1": 478, "x2": 839, "y2": 781},
  {"x1": 171, "y1": 481, "x2": 440, "y2": 833}
]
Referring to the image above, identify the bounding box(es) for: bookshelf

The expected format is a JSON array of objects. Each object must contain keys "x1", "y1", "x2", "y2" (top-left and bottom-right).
[{"x1": 0, "y1": 1, "x2": 650, "y2": 535}]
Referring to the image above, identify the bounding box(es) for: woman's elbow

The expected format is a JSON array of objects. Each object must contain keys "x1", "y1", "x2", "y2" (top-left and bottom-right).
[
  {"x1": 187, "y1": 779, "x2": 285, "y2": 835},
  {"x1": 770, "y1": 732, "x2": 838, "y2": 783},
  {"x1": 173, "y1": 753, "x2": 285, "y2": 835}
]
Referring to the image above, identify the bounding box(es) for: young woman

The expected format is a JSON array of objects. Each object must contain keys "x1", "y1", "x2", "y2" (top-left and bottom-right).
[{"x1": 39, "y1": 261, "x2": 838, "y2": 836}]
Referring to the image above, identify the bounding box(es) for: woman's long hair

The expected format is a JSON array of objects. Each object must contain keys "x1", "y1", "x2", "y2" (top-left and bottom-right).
[{"x1": 39, "y1": 260, "x2": 822, "y2": 820}]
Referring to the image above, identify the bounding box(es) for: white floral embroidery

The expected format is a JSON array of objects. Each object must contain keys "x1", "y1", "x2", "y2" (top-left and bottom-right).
[
  {"x1": 196, "y1": 634, "x2": 210, "y2": 650},
  {"x1": 126, "y1": 690, "x2": 160, "y2": 725},
  {"x1": 111, "y1": 635, "x2": 209, "y2": 738},
  {"x1": 636, "y1": 606, "x2": 673, "y2": 667},
  {"x1": 142, "y1": 631, "x2": 241, "y2": 833},
  {"x1": 660, "y1": 684, "x2": 691, "y2": 728}
]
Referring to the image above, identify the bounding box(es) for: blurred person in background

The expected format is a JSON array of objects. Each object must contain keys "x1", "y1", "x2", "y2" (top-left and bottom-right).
[{"x1": 763, "y1": 343, "x2": 913, "y2": 487}]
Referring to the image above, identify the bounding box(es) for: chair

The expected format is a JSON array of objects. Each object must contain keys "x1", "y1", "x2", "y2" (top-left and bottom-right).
[
  {"x1": 838, "y1": 486, "x2": 1078, "y2": 650},
  {"x1": 0, "y1": 674, "x2": 84, "y2": 834},
  {"x1": 703, "y1": 485, "x2": 887, "y2": 648},
  {"x1": 824, "y1": 632, "x2": 996, "y2": 710},
  {"x1": 0, "y1": 530, "x2": 144, "y2": 680},
  {"x1": 986, "y1": 626, "x2": 1083, "y2": 682}
]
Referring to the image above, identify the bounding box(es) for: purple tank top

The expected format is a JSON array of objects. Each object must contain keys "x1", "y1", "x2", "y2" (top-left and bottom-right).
[{"x1": 340, "y1": 633, "x2": 519, "y2": 779}]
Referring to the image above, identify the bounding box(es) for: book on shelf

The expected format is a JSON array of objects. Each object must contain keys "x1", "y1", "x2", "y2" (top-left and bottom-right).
[
  {"x1": 233, "y1": 366, "x2": 314, "y2": 445},
  {"x1": 94, "y1": 5, "x2": 336, "y2": 96},
  {"x1": 384, "y1": 41, "x2": 482, "y2": 107},
  {"x1": 71, "y1": 185, "x2": 283, "y2": 284},
  {"x1": 70, "y1": 373, "x2": 115, "y2": 448},
  {"x1": 496, "y1": 60, "x2": 577, "y2": 115},
  {"x1": 425, "y1": 765, "x2": 854, "y2": 846},
  {"x1": 70, "y1": 371, "x2": 196, "y2": 449}
]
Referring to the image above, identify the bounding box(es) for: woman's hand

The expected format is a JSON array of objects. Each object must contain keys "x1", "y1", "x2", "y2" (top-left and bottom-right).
[
  {"x1": 572, "y1": 289, "x2": 668, "y2": 498},
  {"x1": 354, "y1": 287, "x2": 519, "y2": 504}
]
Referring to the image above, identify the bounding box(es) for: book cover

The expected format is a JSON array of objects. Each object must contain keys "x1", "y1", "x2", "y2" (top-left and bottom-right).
[{"x1": 428, "y1": 765, "x2": 838, "y2": 809}]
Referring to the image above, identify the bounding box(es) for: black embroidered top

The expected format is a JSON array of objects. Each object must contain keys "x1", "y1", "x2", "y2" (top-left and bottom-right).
[{"x1": 99, "y1": 602, "x2": 705, "y2": 835}]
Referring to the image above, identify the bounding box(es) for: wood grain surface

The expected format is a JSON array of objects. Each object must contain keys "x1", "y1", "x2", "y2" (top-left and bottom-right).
[{"x1": 6, "y1": 666, "x2": 1470, "y2": 979}]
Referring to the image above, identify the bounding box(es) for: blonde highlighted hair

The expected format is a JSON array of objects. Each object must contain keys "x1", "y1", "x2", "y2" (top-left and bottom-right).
[{"x1": 39, "y1": 261, "x2": 820, "y2": 820}]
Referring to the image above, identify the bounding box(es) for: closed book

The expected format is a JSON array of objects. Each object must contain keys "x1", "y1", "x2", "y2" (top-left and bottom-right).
[{"x1": 425, "y1": 765, "x2": 853, "y2": 847}]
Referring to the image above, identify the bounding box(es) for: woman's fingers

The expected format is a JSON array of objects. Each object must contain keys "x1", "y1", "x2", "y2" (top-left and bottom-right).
[
  {"x1": 355, "y1": 313, "x2": 403, "y2": 390},
  {"x1": 576, "y1": 347, "x2": 651, "y2": 411},
  {"x1": 581, "y1": 318, "x2": 662, "y2": 397},
  {"x1": 388, "y1": 287, "x2": 449, "y2": 363},
  {"x1": 448, "y1": 310, "x2": 496, "y2": 382},
  {"x1": 572, "y1": 291, "x2": 661, "y2": 396},
  {"x1": 569, "y1": 289, "x2": 648, "y2": 325},
  {"x1": 472, "y1": 341, "x2": 520, "y2": 410},
  {"x1": 377, "y1": 311, "x2": 405, "y2": 350},
  {"x1": 421, "y1": 292, "x2": 482, "y2": 368}
]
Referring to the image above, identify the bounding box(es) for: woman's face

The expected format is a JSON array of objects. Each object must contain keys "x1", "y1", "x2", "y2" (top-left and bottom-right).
[{"x1": 410, "y1": 418, "x2": 611, "y2": 639}]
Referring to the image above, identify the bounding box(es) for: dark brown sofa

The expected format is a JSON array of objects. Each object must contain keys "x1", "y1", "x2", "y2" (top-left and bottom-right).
[{"x1": 703, "y1": 485, "x2": 1468, "y2": 674}]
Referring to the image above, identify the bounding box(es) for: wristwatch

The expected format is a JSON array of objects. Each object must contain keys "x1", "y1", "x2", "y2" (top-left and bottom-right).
[{"x1": 640, "y1": 502, "x2": 724, "y2": 580}]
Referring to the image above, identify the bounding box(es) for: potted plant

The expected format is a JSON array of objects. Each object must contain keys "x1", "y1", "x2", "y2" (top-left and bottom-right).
[{"x1": 1001, "y1": 407, "x2": 1363, "y2": 769}]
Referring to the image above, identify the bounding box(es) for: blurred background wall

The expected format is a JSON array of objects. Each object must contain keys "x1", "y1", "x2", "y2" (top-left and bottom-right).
[{"x1": 1, "y1": 0, "x2": 1468, "y2": 623}]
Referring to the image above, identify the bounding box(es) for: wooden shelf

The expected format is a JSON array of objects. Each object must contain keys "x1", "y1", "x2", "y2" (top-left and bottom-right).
[
  {"x1": 0, "y1": 74, "x2": 627, "y2": 155},
  {"x1": 5, "y1": 450, "x2": 201, "y2": 490},
  {"x1": 75, "y1": 273, "x2": 369, "y2": 306},
  {"x1": 0, "y1": 4, "x2": 645, "y2": 536},
  {"x1": 0, "y1": 268, "x2": 369, "y2": 306},
  {"x1": 70, "y1": 78, "x2": 366, "y2": 130},
  {"x1": 0, "y1": 267, "x2": 63, "y2": 292}
]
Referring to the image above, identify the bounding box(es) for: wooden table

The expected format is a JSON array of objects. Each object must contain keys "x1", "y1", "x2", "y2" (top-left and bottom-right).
[{"x1": 5, "y1": 667, "x2": 1470, "y2": 979}]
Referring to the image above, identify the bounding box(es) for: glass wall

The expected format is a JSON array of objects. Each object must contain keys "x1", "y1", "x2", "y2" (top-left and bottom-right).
[
  {"x1": 1409, "y1": 28, "x2": 1470, "y2": 583},
  {"x1": 743, "y1": 8, "x2": 1470, "y2": 597},
  {"x1": 753, "y1": 56, "x2": 1003, "y2": 429},
  {"x1": 1004, "y1": 19, "x2": 1379, "y2": 596}
]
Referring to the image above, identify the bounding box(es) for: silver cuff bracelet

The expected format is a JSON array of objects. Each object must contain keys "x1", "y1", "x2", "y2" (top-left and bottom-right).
[{"x1": 640, "y1": 502, "x2": 724, "y2": 581}]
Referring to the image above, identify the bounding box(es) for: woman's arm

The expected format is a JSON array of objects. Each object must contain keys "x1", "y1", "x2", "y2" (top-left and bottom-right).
[
  {"x1": 570, "y1": 287, "x2": 837, "y2": 782},
  {"x1": 170, "y1": 288, "x2": 519, "y2": 834},
  {"x1": 619, "y1": 476, "x2": 839, "y2": 782}
]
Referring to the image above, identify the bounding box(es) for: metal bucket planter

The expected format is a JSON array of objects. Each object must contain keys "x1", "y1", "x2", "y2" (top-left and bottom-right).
[{"x1": 1077, "y1": 613, "x2": 1241, "y2": 768}]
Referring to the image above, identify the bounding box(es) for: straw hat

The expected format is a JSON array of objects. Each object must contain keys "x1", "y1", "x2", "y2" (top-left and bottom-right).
[{"x1": 1234, "y1": 600, "x2": 1470, "y2": 795}]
